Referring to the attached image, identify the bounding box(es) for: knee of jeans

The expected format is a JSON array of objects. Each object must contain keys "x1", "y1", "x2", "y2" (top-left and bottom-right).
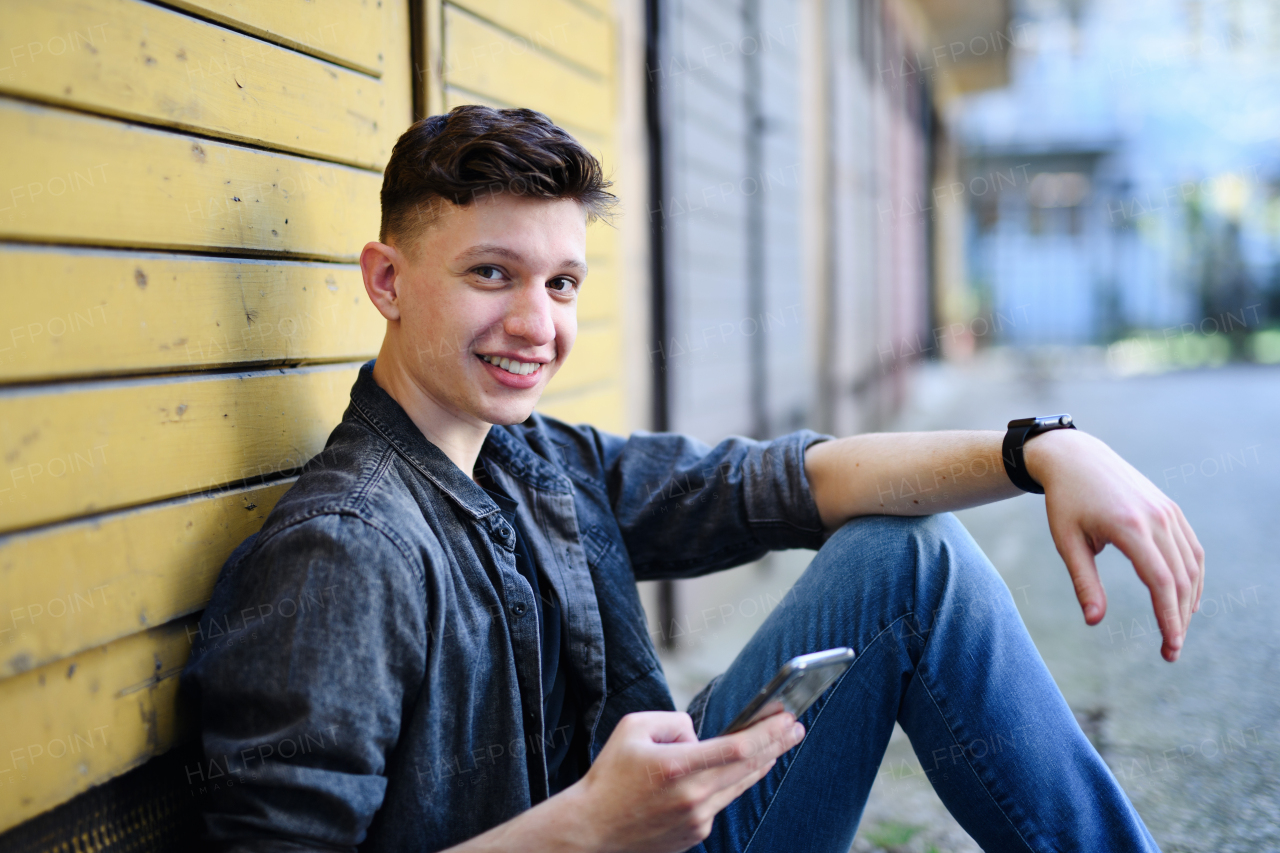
[
  {"x1": 821, "y1": 513, "x2": 1004, "y2": 605},
  {"x1": 826, "y1": 512, "x2": 967, "y2": 558}
]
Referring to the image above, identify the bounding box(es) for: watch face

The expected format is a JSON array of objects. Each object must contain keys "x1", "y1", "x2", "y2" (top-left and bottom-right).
[{"x1": 1007, "y1": 417, "x2": 1039, "y2": 428}]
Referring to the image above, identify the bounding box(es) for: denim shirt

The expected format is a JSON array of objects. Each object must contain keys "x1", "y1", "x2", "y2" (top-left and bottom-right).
[{"x1": 181, "y1": 360, "x2": 833, "y2": 852}]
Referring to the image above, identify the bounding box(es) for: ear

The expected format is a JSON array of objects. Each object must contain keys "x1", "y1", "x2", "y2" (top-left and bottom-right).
[{"x1": 360, "y1": 241, "x2": 405, "y2": 321}]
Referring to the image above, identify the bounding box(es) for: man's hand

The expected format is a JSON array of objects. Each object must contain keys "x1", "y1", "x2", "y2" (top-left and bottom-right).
[
  {"x1": 438, "y1": 710, "x2": 802, "y2": 853},
  {"x1": 1024, "y1": 428, "x2": 1206, "y2": 662},
  {"x1": 569, "y1": 710, "x2": 804, "y2": 853}
]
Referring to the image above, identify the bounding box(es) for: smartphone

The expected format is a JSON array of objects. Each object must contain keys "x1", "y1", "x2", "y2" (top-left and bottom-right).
[{"x1": 715, "y1": 647, "x2": 855, "y2": 737}]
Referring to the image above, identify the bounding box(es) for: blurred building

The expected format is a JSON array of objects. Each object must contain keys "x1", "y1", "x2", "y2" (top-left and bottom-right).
[
  {"x1": 648, "y1": 0, "x2": 1013, "y2": 443},
  {"x1": 955, "y1": 0, "x2": 1280, "y2": 346},
  {"x1": 0, "y1": 0, "x2": 1010, "y2": 842}
]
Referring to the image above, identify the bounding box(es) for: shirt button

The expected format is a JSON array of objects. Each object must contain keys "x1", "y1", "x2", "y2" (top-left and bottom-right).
[{"x1": 511, "y1": 601, "x2": 527, "y2": 616}]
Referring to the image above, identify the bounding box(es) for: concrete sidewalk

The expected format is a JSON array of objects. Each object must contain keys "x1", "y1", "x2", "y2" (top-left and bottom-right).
[{"x1": 646, "y1": 349, "x2": 1280, "y2": 853}]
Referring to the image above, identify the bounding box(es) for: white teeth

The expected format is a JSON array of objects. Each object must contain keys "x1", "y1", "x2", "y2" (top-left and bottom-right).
[{"x1": 480, "y1": 354, "x2": 540, "y2": 375}]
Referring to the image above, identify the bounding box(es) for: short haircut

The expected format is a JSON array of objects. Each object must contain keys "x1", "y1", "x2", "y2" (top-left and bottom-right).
[{"x1": 379, "y1": 105, "x2": 615, "y2": 249}]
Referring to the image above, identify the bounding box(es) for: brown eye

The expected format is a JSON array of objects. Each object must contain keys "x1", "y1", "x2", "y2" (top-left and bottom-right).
[
  {"x1": 475, "y1": 266, "x2": 503, "y2": 281},
  {"x1": 549, "y1": 277, "x2": 576, "y2": 292}
]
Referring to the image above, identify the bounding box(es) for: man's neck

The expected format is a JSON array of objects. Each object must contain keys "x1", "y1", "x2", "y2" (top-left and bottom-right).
[{"x1": 371, "y1": 350, "x2": 491, "y2": 482}]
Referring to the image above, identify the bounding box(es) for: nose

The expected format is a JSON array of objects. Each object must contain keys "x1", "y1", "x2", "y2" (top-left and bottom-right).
[{"x1": 503, "y1": 280, "x2": 556, "y2": 346}]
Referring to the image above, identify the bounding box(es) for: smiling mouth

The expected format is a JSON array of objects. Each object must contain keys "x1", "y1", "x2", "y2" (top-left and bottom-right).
[{"x1": 477, "y1": 353, "x2": 543, "y2": 376}]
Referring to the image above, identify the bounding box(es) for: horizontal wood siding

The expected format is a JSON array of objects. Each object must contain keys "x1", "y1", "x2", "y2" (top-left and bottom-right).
[
  {"x1": 444, "y1": 4, "x2": 610, "y2": 138},
  {"x1": 0, "y1": 0, "x2": 411, "y2": 831},
  {"x1": 1, "y1": 0, "x2": 401, "y2": 168},
  {"x1": 446, "y1": 0, "x2": 611, "y2": 77},
  {"x1": 165, "y1": 0, "x2": 387, "y2": 76},
  {"x1": 0, "y1": 99, "x2": 382, "y2": 260},
  {"x1": 1, "y1": 364, "x2": 361, "y2": 534},
  {"x1": 1, "y1": 481, "x2": 292, "y2": 679},
  {"x1": 0, "y1": 247, "x2": 382, "y2": 382},
  {"x1": 0, "y1": 620, "x2": 199, "y2": 827}
]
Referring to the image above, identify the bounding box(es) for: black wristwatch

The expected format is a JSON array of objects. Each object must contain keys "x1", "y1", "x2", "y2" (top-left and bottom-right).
[{"x1": 1002, "y1": 414, "x2": 1076, "y2": 494}]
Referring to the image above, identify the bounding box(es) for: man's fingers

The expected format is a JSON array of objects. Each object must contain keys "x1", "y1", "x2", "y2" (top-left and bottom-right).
[
  {"x1": 1146, "y1": 516, "x2": 1195, "y2": 644},
  {"x1": 1173, "y1": 504, "x2": 1206, "y2": 612},
  {"x1": 691, "y1": 718, "x2": 803, "y2": 814},
  {"x1": 660, "y1": 715, "x2": 796, "y2": 778},
  {"x1": 635, "y1": 711, "x2": 699, "y2": 745},
  {"x1": 1169, "y1": 520, "x2": 1201, "y2": 624},
  {"x1": 1056, "y1": 530, "x2": 1107, "y2": 624},
  {"x1": 1113, "y1": 531, "x2": 1184, "y2": 661}
]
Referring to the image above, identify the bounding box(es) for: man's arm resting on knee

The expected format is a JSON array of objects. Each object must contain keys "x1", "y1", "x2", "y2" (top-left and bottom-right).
[
  {"x1": 804, "y1": 429, "x2": 1205, "y2": 663},
  {"x1": 435, "y1": 711, "x2": 804, "y2": 853}
]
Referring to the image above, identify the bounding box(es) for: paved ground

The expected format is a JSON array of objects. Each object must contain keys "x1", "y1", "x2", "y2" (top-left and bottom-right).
[{"x1": 652, "y1": 348, "x2": 1280, "y2": 852}]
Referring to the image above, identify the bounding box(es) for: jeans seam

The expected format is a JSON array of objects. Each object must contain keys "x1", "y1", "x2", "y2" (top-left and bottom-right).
[
  {"x1": 738, "y1": 614, "x2": 907, "y2": 853},
  {"x1": 915, "y1": 670, "x2": 1039, "y2": 853},
  {"x1": 737, "y1": 678, "x2": 828, "y2": 853}
]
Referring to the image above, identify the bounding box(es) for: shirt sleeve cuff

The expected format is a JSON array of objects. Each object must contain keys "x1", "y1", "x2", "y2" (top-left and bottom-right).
[{"x1": 742, "y1": 428, "x2": 836, "y2": 552}]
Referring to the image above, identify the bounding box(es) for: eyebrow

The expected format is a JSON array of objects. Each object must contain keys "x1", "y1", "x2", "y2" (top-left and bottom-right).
[{"x1": 455, "y1": 243, "x2": 588, "y2": 274}]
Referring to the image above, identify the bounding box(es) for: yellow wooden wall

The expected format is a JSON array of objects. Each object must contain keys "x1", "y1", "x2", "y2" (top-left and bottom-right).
[{"x1": 0, "y1": 0, "x2": 622, "y2": 832}]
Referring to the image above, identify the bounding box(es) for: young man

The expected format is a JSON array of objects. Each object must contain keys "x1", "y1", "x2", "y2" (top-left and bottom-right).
[{"x1": 183, "y1": 106, "x2": 1202, "y2": 852}]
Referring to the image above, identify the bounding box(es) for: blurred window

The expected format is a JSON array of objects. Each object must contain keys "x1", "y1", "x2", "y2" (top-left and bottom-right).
[{"x1": 1028, "y1": 172, "x2": 1090, "y2": 208}]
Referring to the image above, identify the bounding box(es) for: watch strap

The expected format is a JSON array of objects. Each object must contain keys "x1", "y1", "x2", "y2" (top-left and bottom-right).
[{"x1": 1002, "y1": 415, "x2": 1076, "y2": 495}]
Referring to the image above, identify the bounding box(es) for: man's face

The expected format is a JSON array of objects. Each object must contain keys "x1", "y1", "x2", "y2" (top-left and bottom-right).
[{"x1": 386, "y1": 193, "x2": 586, "y2": 426}]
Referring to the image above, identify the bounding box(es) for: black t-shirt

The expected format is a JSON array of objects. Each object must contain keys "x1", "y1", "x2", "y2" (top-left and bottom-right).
[{"x1": 480, "y1": 480, "x2": 587, "y2": 796}]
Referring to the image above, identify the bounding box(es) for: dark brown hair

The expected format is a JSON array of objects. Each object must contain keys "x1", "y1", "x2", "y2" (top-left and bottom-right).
[{"x1": 379, "y1": 105, "x2": 615, "y2": 248}]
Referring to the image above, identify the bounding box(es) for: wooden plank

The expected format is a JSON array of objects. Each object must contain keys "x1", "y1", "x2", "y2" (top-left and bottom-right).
[
  {"x1": 0, "y1": 98, "x2": 380, "y2": 261},
  {"x1": 586, "y1": 205, "x2": 619, "y2": 256},
  {"x1": 449, "y1": 0, "x2": 612, "y2": 77},
  {"x1": 0, "y1": 481, "x2": 291, "y2": 680},
  {"x1": 577, "y1": 256, "x2": 618, "y2": 324},
  {"x1": 0, "y1": 247, "x2": 383, "y2": 383},
  {"x1": 164, "y1": 0, "x2": 386, "y2": 77},
  {"x1": 382, "y1": 0, "x2": 415, "y2": 144},
  {"x1": 444, "y1": 6, "x2": 612, "y2": 137},
  {"x1": 443, "y1": 83, "x2": 505, "y2": 112},
  {"x1": 546, "y1": 323, "x2": 618, "y2": 395},
  {"x1": 0, "y1": 364, "x2": 360, "y2": 534},
  {"x1": 582, "y1": 204, "x2": 620, "y2": 322},
  {"x1": 0, "y1": 619, "x2": 195, "y2": 832},
  {"x1": 421, "y1": 0, "x2": 446, "y2": 117},
  {"x1": 0, "y1": 0, "x2": 403, "y2": 170}
]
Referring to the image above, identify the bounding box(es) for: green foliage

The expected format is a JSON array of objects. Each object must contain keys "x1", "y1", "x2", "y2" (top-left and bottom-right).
[{"x1": 865, "y1": 820, "x2": 923, "y2": 847}]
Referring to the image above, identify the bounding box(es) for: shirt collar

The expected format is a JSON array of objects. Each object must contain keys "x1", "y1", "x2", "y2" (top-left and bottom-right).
[{"x1": 346, "y1": 360, "x2": 573, "y2": 522}]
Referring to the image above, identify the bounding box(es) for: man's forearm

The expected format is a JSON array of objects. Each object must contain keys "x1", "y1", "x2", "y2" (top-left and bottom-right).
[{"x1": 804, "y1": 431, "x2": 1024, "y2": 530}]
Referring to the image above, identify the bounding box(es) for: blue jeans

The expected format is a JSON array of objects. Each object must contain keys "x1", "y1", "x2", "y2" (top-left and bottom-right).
[{"x1": 685, "y1": 514, "x2": 1161, "y2": 853}]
